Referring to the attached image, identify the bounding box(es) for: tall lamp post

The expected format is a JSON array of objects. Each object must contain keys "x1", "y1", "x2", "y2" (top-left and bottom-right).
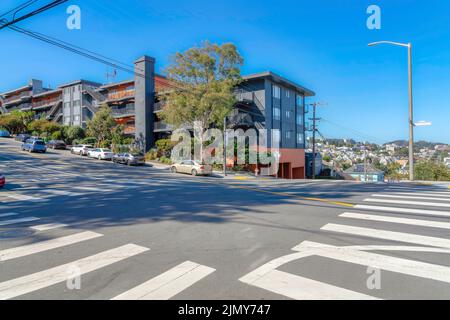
[{"x1": 368, "y1": 41, "x2": 415, "y2": 181}]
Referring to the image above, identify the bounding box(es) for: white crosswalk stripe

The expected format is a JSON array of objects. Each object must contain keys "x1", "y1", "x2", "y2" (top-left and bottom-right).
[
  {"x1": 372, "y1": 194, "x2": 450, "y2": 202},
  {"x1": 322, "y1": 223, "x2": 450, "y2": 249},
  {"x1": 0, "y1": 231, "x2": 102, "y2": 262},
  {"x1": 0, "y1": 244, "x2": 149, "y2": 300},
  {"x1": 364, "y1": 198, "x2": 450, "y2": 208},
  {"x1": 354, "y1": 204, "x2": 450, "y2": 217},
  {"x1": 0, "y1": 217, "x2": 40, "y2": 226},
  {"x1": 112, "y1": 261, "x2": 215, "y2": 300},
  {"x1": 386, "y1": 192, "x2": 450, "y2": 198},
  {"x1": 340, "y1": 212, "x2": 450, "y2": 230},
  {"x1": 30, "y1": 223, "x2": 68, "y2": 231}
]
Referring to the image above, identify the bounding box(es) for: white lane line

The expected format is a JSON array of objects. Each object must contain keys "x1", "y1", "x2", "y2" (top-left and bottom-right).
[
  {"x1": 0, "y1": 213, "x2": 19, "y2": 218},
  {"x1": 0, "y1": 231, "x2": 102, "y2": 262},
  {"x1": 387, "y1": 192, "x2": 450, "y2": 198},
  {"x1": 322, "y1": 224, "x2": 450, "y2": 249},
  {"x1": 0, "y1": 217, "x2": 40, "y2": 227},
  {"x1": 30, "y1": 223, "x2": 67, "y2": 231},
  {"x1": 354, "y1": 204, "x2": 450, "y2": 217},
  {"x1": 294, "y1": 241, "x2": 450, "y2": 283},
  {"x1": 40, "y1": 190, "x2": 84, "y2": 197},
  {"x1": 372, "y1": 194, "x2": 450, "y2": 202},
  {"x1": 0, "y1": 244, "x2": 149, "y2": 300},
  {"x1": 2, "y1": 193, "x2": 43, "y2": 201},
  {"x1": 246, "y1": 269, "x2": 379, "y2": 300},
  {"x1": 364, "y1": 198, "x2": 450, "y2": 208},
  {"x1": 340, "y1": 212, "x2": 450, "y2": 230},
  {"x1": 112, "y1": 261, "x2": 215, "y2": 300}
]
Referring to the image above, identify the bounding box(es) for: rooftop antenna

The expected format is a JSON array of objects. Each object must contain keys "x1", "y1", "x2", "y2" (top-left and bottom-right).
[{"x1": 106, "y1": 68, "x2": 117, "y2": 83}]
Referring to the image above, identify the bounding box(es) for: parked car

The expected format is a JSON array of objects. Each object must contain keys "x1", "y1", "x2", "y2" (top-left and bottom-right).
[
  {"x1": 71, "y1": 145, "x2": 93, "y2": 156},
  {"x1": 15, "y1": 133, "x2": 31, "y2": 142},
  {"x1": 0, "y1": 173, "x2": 5, "y2": 188},
  {"x1": 0, "y1": 130, "x2": 11, "y2": 138},
  {"x1": 47, "y1": 140, "x2": 67, "y2": 150},
  {"x1": 113, "y1": 152, "x2": 146, "y2": 166},
  {"x1": 21, "y1": 139, "x2": 47, "y2": 153},
  {"x1": 171, "y1": 160, "x2": 212, "y2": 176},
  {"x1": 88, "y1": 148, "x2": 114, "y2": 160}
]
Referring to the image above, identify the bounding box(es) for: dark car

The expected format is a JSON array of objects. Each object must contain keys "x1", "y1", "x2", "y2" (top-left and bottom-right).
[
  {"x1": 112, "y1": 152, "x2": 146, "y2": 166},
  {"x1": 15, "y1": 134, "x2": 31, "y2": 142},
  {"x1": 0, "y1": 172, "x2": 5, "y2": 188},
  {"x1": 47, "y1": 140, "x2": 67, "y2": 150},
  {"x1": 0, "y1": 130, "x2": 11, "y2": 138}
]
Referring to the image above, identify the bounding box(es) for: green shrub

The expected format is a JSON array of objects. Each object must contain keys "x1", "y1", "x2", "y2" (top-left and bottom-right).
[
  {"x1": 145, "y1": 149, "x2": 158, "y2": 161},
  {"x1": 82, "y1": 137, "x2": 97, "y2": 145}
]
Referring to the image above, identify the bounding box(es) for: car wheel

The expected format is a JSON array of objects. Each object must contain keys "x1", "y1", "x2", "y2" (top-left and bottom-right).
[
  {"x1": 127, "y1": 161, "x2": 132, "y2": 166},
  {"x1": 171, "y1": 167, "x2": 177, "y2": 174},
  {"x1": 191, "y1": 169, "x2": 198, "y2": 176},
  {"x1": 98, "y1": 156, "x2": 102, "y2": 160}
]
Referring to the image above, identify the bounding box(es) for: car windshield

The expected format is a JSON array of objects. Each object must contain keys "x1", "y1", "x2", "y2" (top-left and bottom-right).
[
  {"x1": 103, "y1": 149, "x2": 112, "y2": 152},
  {"x1": 34, "y1": 141, "x2": 45, "y2": 146},
  {"x1": 131, "y1": 153, "x2": 144, "y2": 156}
]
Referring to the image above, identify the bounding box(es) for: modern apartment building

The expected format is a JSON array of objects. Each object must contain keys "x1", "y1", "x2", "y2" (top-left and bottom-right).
[{"x1": 0, "y1": 56, "x2": 315, "y2": 179}]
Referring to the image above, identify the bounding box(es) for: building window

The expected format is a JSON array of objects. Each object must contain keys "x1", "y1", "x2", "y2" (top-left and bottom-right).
[
  {"x1": 286, "y1": 90, "x2": 290, "y2": 98},
  {"x1": 273, "y1": 107, "x2": 281, "y2": 120},
  {"x1": 73, "y1": 100, "x2": 81, "y2": 107},
  {"x1": 296, "y1": 114, "x2": 303, "y2": 125},
  {"x1": 297, "y1": 133, "x2": 304, "y2": 144},
  {"x1": 64, "y1": 116, "x2": 71, "y2": 125},
  {"x1": 273, "y1": 85, "x2": 281, "y2": 99},
  {"x1": 74, "y1": 115, "x2": 80, "y2": 123},
  {"x1": 296, "y1": 95, "x2": 304, "y2": 107},
  {"x1": 286, "y1": 110, "x2": 292, "y2": 119},
  {"x1": 286, "y1": 131, "x2": 292, "y2": 139}
]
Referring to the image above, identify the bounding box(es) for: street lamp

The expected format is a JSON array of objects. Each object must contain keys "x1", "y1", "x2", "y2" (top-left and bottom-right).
[{"x1": 368, "y1": 41, "x2": 415, "y2": 181}]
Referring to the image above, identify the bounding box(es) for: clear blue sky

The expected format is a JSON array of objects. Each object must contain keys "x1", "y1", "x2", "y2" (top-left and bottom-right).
[{"x1": 1, "y1": 0, "x2": 449, "y2": 144}]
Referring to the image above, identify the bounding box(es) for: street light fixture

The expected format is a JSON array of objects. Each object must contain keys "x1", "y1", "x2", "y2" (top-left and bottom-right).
[{"x1": 368, "y1": 41, "x2": 415, "y2": 181}]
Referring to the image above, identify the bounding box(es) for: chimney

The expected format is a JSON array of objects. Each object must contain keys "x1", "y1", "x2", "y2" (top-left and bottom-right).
[{"x1": 134, "y1": 56, "x2": 156, "y2": 151}]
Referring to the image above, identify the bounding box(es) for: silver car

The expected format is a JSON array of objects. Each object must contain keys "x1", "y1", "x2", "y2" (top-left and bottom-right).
[{"x1": 171, "y1": 160, "x2": 213, "y2": 176}]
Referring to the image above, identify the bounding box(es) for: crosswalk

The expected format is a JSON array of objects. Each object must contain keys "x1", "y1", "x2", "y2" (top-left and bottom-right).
[
  {"x1": 240, "y1": 185, "x2": 450, "y2": 300},
  {"x1": 0, "y1": 212, "x2": 216, "y2": 300}
]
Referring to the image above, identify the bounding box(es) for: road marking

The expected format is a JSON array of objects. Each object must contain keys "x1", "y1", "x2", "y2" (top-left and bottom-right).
[
  {"x1": 0, "y1": 231, "x2": 102, "y2": 262},
  {"x1": 2, "y1": 193, "x2": 43, "y2": 201},
  {"x1": 340, "y1": 212, "x2": 450, "y2": 230},
  {"x1": 244, "y1": 269, "x2": 379, "y2": 300},
  {"x1": 372, "y1": 194, "x2": 450, "y2": 202},
  {"x1": 0, "y1": 213, "x2": 19, "y2": 218},
  {"x1": 30, "y1": 223, "x2": 67, "y2": 231},
  {"x1": 40, "y1": 190, "x2": 84, "y2": 197},
  {"x1": 364, "y1": 198, "x2": 450, "y2": 208},
  {"x1": 386, "y1": 192, "x2": 450, "y2": 198},
  {"x1": 354, "y1": 204, "x2": 450, "y2": 217},
  {"x1": 112, "y1": 261, "x2": 215, "y2": 300},
  {"x1": 0, "y1": 244, "x2": 149, "y2": 300},
  {"x1": 0, "y1": 217, "x2": 40, "y2": 227},
  {"x1": 293, "y1": 241, "x2": 450, "y2": 283},
  {"x1": 322, "y1": 224, "x2": 450, "y2": 248},
  {"x1": 386, "y1": 187, "x2": 450, "y2": 194}
]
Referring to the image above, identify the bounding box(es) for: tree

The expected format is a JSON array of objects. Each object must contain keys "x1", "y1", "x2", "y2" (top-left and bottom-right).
[
  {"x1": 63, "y1": 125, "x2": 85, "y2": 144},
  {"x1": 415, "y1": 161, "x2": 450, "y2": 181},
  {"x1": 161, "y1": 41, "x2": 244, "y2": 160},
  {"x1": 86, "y1": 105, "x2": 117, "y2": 147}
]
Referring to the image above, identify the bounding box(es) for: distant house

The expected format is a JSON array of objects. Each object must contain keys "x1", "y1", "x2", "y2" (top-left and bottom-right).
[
  {"x1": 345, "y1": 164, "x2": 385, "y2": 182},
  {"x1": 305, "y1": 152, "x2": 323, "y2": 178}
]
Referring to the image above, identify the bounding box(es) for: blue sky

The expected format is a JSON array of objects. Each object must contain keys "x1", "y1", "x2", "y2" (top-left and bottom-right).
[{"x1": 1, "y1": 0, "x2": 449, "y2": 144}]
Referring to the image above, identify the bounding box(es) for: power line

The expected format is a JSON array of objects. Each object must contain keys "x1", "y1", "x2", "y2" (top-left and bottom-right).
[
  {"x1": 0, "y1": 0, "x2": 38, "y2": 19},
  {"x1": 321, "y1": 118, "x2": 385, "y2": 144},
  {"x1": 0, "y1": 0, "x2": 68, "y2": 31}
]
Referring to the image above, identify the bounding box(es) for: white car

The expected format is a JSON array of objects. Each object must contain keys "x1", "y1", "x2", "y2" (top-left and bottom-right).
[
  {"x1": 87, "y1": 148, "x2": 114, "y2": 160},
  {"x1": 71, "y1": 145, "x2": 93, "y2": 156}
]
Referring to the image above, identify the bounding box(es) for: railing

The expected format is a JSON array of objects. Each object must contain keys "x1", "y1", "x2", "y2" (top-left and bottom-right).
[
  {"x1": 107, "y1": 90, "x2": 135, "y2": 101},
  {"x1": 153, "y1": 101, "x2": 166, "y2": 112},
  {"x1": 32, "y1": 98, "x2": 62, "y2": 109},
  {"x1": 154, "y1": 121, "x2": 174, "y2": 131},
  {"x1": 234, "y1": 88, "x2": 265, "y2": 112},
  {"x1": 111, "y1": 105, "x2": 135, "y2": 117},
  {"x1": 2, "y1": 91, "x2": 32, "y2": 104}
]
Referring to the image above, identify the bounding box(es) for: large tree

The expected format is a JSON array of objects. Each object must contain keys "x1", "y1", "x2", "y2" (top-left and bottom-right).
[
  {"x1": 161, "y1": 41, "x2": 244, "y2": 160},
  {"x1": 86, "y1": 105, "x2": 117, "y2": 147}
]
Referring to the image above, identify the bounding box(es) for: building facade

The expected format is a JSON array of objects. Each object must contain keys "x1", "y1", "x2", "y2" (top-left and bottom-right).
[{"x1": 0, "y1": 57, "x2": 315, "y2": 179}]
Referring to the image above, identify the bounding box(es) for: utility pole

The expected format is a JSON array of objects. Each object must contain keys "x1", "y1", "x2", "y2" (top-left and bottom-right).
[
  {"x1": 308, "y1": 102, "x2": 324, "y2": 179},
  {"x1": 223, "y1": 116, "x2": 227, "y2": 177}
]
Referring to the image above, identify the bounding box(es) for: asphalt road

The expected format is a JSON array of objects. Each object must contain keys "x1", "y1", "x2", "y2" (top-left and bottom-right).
[{"x1": 1, "y1": 137, "x2": 450, "y2": 300}]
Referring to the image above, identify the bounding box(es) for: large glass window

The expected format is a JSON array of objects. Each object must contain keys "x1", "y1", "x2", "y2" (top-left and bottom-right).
[
  {"x1": 273, "y1": 107, "x2": 281, "y2": 120},
  {"x1": 273, "y1": 85, "x2": 281, "y2": 99},
  {"x1": 296, "y1": 114, "x2": 303, "y2": 125},
  {"x1": 296, "y1": 94, "x2": 304, "y2": 107},
  {"x1": 297, "y1": 133, "x2": 304, "y2": 144}
]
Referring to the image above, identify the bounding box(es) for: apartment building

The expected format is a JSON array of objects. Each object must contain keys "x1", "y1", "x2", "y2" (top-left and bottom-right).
[{"x1": 0, "y1": 56, "x2": 315, "y2": 179}]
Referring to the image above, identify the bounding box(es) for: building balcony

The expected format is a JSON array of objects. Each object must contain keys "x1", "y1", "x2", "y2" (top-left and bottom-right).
[
  {"x1": 154, "y1": 101, "x2": 166, "y2": 113},
  {"x1": 111, "y1": 105, "x2": 135, "y2": 118},
  {"x1": 32, "y1": 98, "x2": 62, "y2": 110},
  {"x1": 2, "y1": 91, "x2": 32, "y2": 105},
  {"x1": 154, "y1": 121, "x2": 174, "y2": 132},
  {"x1": 106, "y1": 90, "x2": 135, "y2": 102}
]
